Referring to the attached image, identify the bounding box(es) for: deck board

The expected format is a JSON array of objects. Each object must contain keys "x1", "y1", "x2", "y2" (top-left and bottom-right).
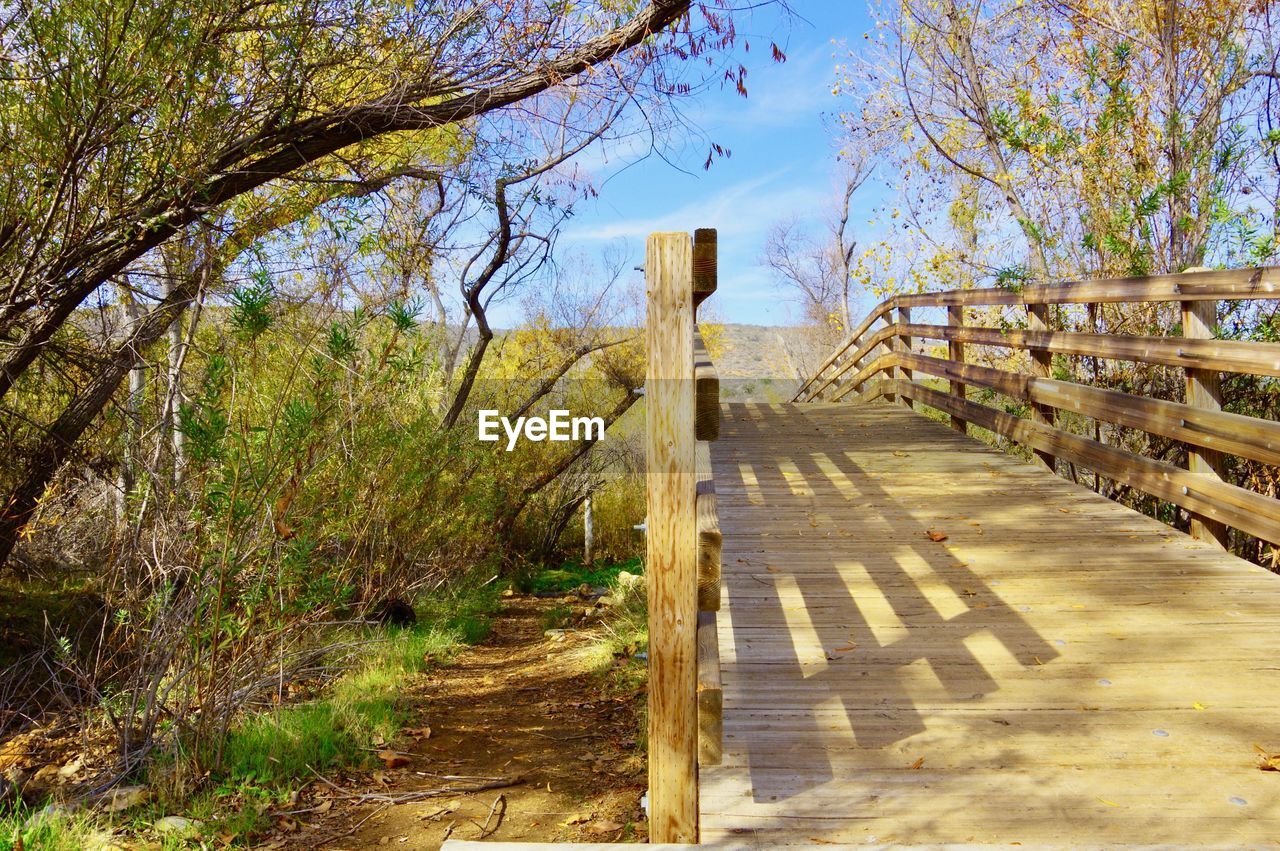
[{"x1": 702, "y1": 401, "x2": 1280, "y2": 847}]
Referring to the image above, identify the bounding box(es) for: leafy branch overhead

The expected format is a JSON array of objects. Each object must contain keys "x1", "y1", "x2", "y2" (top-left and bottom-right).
[{"x1": 0, "y1": 0, "x2": 757, "y2": 564}]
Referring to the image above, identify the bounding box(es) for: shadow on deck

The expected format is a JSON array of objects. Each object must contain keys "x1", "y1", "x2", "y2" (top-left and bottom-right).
[{"x1": 703, "y1": 401, "x2": 1280, "y2": 846}]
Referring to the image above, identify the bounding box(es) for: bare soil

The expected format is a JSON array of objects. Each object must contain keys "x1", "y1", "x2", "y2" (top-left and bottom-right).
[{"x1": 277, "y1": 596, "x2": 648, "y2": 849}]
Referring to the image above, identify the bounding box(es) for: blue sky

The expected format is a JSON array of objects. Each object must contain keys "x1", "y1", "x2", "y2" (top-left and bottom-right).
[{"x1": 555, "y1": 3, "x2": 884, "y2": 326}]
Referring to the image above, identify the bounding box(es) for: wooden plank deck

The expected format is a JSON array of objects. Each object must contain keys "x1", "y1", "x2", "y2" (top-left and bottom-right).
[{"x1": 702, "y1": 401, "x2": 1280, "y2": 847}]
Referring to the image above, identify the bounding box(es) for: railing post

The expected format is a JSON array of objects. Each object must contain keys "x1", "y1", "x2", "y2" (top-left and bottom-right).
[
  {"x1": 693, "y1": 229, "x2": 723, "y2": 777},
  {"x1": 1026, "y1": 302, "x2": 1056, "y2": 472},
  {"x1": 644, "y1": 232, "x2": 699, "y2": 843},
  {"x1": 1180, "y1": 273, "x2": 1229, "y2": 549},
  {"x1": 895, "y1": 305, "x2": 913, "y2": 408},
  {"x1": 948, "y1": 304, "x2": 967, "y2": 433},
  {"x1": 692, "y1": 228, "x2": 717, "y2": 318}
]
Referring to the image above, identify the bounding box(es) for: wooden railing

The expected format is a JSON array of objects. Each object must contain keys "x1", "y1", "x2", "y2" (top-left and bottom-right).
[
  {"x1": 793, "y1": 268, "x2": 1280, "y2": 549},
  {"x1": 644, "y1": 228, "x2": 722, "y2": 843}
]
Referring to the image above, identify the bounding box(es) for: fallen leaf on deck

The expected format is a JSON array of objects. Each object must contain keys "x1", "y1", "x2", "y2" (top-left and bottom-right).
[
  {"x1": 892, "y1": 451, "x2": 909, "y2": 457},
  {"x1": 378, "y1": 751, "x2": 411, "y2": 769},
  {"x1": 925, "y1": 530, "x2": 948, "y2": 542},
  {"x1": 908, "y1": 757, "x2": 925, "y2": 769},
  {"x1": 1097, "y1": 797, "x2": 1120, "y2": 807},
  {"x1": 766, "y1": 566, "x2": 781, "y2": 573},
  {"x1": 1192, "y1": 702, "x2": 1207, "y2": 711},
  {"x1": 1255, "y1": 744, "x2": 1280, "y2": 771}
]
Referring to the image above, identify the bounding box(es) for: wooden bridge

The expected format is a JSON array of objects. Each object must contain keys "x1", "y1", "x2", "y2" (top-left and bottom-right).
[
  {"x1": 700, "y1": 400, "x2": 1280, "y2": 846},
  {"x1": 450, "y1": 231, "x2": 1280, "y2": 848}
]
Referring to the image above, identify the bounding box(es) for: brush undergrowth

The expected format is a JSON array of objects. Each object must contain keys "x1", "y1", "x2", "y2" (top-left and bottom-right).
[
  {"x1": 583, "y1": 566, "x2": 649, "y2": 753},
  {"x1": 0, "y1": 582, "x2": 500, "y2": 849}
]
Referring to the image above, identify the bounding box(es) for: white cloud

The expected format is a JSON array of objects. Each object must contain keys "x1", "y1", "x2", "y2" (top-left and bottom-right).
[
  {"x1": 555, "y1": 170, "x2": 839, "y2": 324},
  {"x1": 561, "y1": 170, "x2": 826, "y2": 244}
]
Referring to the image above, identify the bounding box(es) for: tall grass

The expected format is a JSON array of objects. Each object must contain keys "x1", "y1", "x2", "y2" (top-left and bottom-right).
[
  {"x1": 0, "y1": 805, "x2": 110, "y2": 851},
  {"x1": 217, "y1": 581, "x2": 498, "y2": 786},
  {"x1": 577, "y1": 568, "x2": 648, "y2": 677}
]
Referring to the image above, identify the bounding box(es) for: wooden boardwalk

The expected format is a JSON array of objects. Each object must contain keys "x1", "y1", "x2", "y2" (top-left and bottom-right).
[{"x1": 701, "y1": 400, "x2": 1280, "y2": 847}]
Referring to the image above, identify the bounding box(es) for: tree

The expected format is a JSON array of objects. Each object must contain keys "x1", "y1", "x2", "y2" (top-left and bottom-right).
[
  {"x1": 847, "y1": 0, "x2": 1280, "y2": 285},
  {"x1": 0, "y1": 0, "x2": 753, "y2": 565},
  {"x1": 763, "y1": 163, "x2": 870, "y2": 336}
]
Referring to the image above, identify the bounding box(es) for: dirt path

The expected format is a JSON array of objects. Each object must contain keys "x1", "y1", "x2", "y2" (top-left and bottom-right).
[{"x1": 282, "y1": 596, "x2": 648, "y2": 849}]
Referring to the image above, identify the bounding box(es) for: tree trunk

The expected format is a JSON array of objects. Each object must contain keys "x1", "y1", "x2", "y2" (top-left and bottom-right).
[
  {"x1": 494, "y1": 390, "x2": 638, "y2": 538},
  {"x1": 584, "y1": 496, "x2": 594, "y2": 567},
  {"x1": 0, "y1": 277, "x2": 202, "y2": 567},
  {"x1": 163, "y1": 274, "x2": 197, "y2": 486},
  {"x1": 116, "y1": 289, "x2": 146, "y2": 523}
]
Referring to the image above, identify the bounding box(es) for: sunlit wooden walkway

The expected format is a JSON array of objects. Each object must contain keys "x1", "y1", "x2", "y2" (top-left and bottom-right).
[{"x1": 700, "y1": 400, "x2": 1280, "y2": 847}]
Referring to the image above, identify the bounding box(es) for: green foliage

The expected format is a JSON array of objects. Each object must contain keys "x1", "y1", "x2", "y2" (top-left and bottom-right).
[
  {"x1": 416, "y1": 577, "x2": 502, "y2": 645},
  {"x1": 572, "y1": 474, "x2": 645, "y2": 565},
  {"x1": 229, "y1": 274, "x2": 275, "y2": 342},
  {"x1": 219, "y1": 702, "x2": 363, "y2": 786},
  {"x1": 541, "y1": 604, "x2": 575, "y2": 631},
  {"x1": 177, "y1": 356, "x2": 231, "y2": 463},
  {"x1": 386, "y1": 300, "x2": 420, "y2": 333},
  {"x1": 525, "y1": 556, "x2": 643, "y2": 595},
  {"x1": 217, "y1": 621, "x2": 467, "y2": 787},
  {"x1": 994, "y1": 265, "x2": 1030, "y2": 292}
]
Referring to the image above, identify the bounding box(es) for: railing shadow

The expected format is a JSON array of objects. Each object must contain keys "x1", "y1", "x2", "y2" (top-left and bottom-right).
[{"x1": 714, "y1": 400, "x2": 1059, "y2": 803}]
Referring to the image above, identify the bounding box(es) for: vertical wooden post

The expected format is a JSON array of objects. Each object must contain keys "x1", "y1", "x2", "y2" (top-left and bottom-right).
[
  {"x1": 1026, "y1": 303, "x2": 1056, "y2": 472},
  {"x1": 645, "y1": 232, "x2": 699, "y2": 843},
  {"x1": 1180, "y1": 282, "x2": 1229, "y2": 549},
  {"x1": 948, "y1": 304, "x2": 967, "y2": 433},
  {"x1": 692, "y1": 228, "x2": 718, "y2": 319},
  {"x1": 895, "y1": 305, "x2": 913, "y2": 409}
]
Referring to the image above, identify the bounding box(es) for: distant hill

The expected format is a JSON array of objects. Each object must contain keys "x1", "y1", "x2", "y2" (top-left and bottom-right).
[{"x1": 714, "y1": 324, "x2": 830, "y2": 403}]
